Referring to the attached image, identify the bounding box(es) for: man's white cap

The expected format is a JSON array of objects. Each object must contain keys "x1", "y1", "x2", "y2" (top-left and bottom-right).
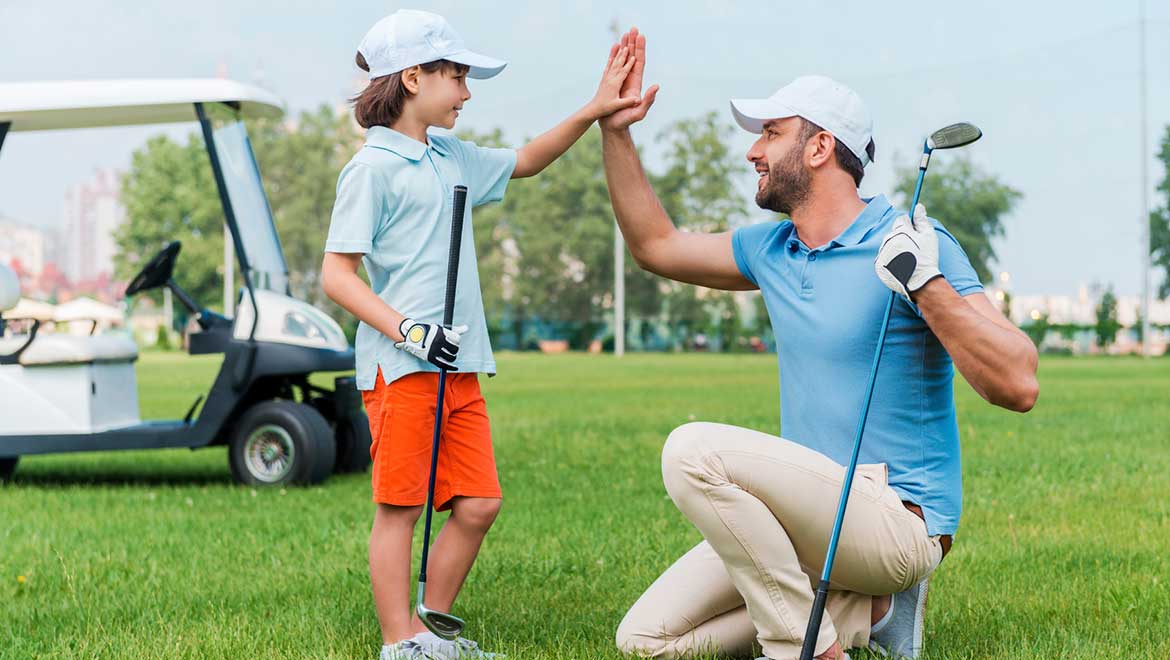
[
  {"x1": 730, "y1": 75, "x2": 874, "y2": 166},
  {"x1": 358, "y1": 9, "x2": 507, "y2": 81}
]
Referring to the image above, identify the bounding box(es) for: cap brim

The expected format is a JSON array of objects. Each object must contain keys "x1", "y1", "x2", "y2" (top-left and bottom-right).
[
  {"x1": 729, "y1": 98, "x2": 799, "y2": 133},
  {"x1": 445, "y1": 49, "x2": 507, "y2": 79}
]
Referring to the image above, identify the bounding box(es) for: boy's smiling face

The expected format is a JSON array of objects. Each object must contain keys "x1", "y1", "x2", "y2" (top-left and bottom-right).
[{"x1": 412, "y1": 65, "x2": 471, "y2": 130}]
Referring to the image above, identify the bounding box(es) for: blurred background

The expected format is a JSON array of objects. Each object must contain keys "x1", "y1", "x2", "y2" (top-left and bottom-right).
[{"x1": 2, "y1": 0, "x2": 1168, "y2": 356}]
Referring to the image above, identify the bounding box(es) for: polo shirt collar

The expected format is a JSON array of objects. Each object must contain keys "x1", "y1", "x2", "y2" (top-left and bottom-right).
[
  {"x1": 364, "y1": 125, "x2": 437, "y2": 161},
  {"x1": 829, "y1": 194, "x2": 894, "y2": 247}
]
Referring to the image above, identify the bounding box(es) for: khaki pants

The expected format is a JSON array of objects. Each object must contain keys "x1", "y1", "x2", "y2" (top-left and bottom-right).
[{"x1": 617, "y1": 423, "x2": 944, "y2": 660}]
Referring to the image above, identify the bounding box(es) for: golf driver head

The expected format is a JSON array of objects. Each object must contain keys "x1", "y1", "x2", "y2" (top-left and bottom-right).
[
  {"x1": 926, "y1": 122, "x2": 982, "y2": 150},
  {"x1": 417, "y1": 601, "x2": 465, "y2": 641}
]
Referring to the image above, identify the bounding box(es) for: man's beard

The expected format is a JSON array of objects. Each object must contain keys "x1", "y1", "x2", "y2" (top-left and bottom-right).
[{"x1": 755, "y1": 146, "x2": 810, "y2": 215}]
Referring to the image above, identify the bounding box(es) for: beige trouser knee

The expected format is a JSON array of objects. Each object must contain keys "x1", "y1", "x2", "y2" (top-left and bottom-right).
[{"x1": 616, "y1": 422, "x2": 944, "y2": 660}]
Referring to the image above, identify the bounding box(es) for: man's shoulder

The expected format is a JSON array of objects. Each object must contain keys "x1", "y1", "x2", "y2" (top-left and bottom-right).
[{"x1": 736, "y1": 218, "x2": 795, "y2": 251}]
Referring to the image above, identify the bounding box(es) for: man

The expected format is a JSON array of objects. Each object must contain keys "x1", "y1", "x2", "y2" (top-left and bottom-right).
[{"x1": 601, "y1": 29, "x2": 1038, "y2": 660}]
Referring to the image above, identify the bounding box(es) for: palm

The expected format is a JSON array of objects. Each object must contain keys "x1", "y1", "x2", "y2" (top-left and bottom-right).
[{"x1": 601, "y1": 28, "x2": 657, "y2": 131}]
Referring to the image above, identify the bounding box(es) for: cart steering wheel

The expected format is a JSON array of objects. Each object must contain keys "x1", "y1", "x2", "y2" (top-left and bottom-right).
[{"x1": 125, "y1": 241, "x2": 182, "y2": 297}]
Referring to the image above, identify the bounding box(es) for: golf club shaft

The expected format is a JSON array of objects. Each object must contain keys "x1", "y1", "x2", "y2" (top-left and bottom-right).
[
  {"x1": 418, "y1": 185, "x2": 469, "y2": 589},
  {"x1": 798, "y1": 144, "x2": 931, "y2": 660}
]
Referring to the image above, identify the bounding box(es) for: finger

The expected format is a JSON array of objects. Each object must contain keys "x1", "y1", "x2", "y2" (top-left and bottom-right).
[
  {"x1": 609, "y1": 46, "x2": 627, "y2": 74},
  {"x1": 634, "y1": 31, "x2": 647, "y2": 76},
  {"x1": 453, "y1": 324, "x2": 469, "y2": 334},
  {"x1": 614, "y1": 96, "x2": 640, "y2": 110},
  {"x1": 604, "y1": 43, "x2": 618, "y2": 73},
  {"x1": 912, "y1": 203, "x2": 927, "y2": 230},
  {"x1": 620, "y1": 52, "x2": 636, "y2": 73},
  {"x1": 640, "y1": 84, "x2": 660, "y2": 112}
]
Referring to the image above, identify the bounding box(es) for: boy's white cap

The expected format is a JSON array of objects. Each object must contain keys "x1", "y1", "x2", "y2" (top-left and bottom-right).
[
  {"x1": 358, "y1": 9, "x2": 507, "y2": 80},
  {"x1": 730, "y1": 75, "x2": 874, "y2": 166}
]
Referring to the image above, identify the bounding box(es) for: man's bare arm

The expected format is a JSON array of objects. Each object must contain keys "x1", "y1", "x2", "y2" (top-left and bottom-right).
[
  {"x1": 601, "y1": 127, "x2": 754, "y2": 291},
  {"x1": 915, "y1": 280, "x2": 1039, "y2": 412}
]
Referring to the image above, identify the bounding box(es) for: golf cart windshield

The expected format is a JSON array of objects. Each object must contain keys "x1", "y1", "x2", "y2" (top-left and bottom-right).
[{"x1": 209, "y1": 120, "x2": 288, "y2": 294}]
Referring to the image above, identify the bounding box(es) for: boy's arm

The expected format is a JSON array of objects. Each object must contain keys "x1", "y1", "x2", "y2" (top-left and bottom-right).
[
  {"x1": 512, "y1": 44, "x2": 639, "y2": 178},
  {"x1": 322, "y1": 252, "x2": 405, "y2": 341},
  {"x1": 321, "y1": 253, "x2": 465, "y2": 370}
]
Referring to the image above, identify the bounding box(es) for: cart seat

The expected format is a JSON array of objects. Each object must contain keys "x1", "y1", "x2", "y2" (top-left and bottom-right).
[{"x1": 0, "y1": 332, "x2": 139, "y2": 366}]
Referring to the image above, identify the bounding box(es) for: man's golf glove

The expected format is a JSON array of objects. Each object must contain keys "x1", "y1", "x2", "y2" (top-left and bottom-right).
[
  {"x1": 875, "y1": 203, "x2": 942, "y2": 299},
  {"x1": 395, "y1": 318, "x2": 468, "y2": 370}
]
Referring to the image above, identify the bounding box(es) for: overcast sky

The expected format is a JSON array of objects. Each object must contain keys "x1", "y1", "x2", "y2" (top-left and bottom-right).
[{"x1": 1, "y1": 0, "x2": 1167, "y2": 296}]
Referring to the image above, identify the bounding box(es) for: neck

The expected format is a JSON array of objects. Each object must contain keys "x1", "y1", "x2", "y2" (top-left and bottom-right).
[
  {"x1": 788, "y1": 181, "x2": 868, "y2": 248},
  {"x1": 389, "y1": 113, "x2": 430, "y2": 144}
]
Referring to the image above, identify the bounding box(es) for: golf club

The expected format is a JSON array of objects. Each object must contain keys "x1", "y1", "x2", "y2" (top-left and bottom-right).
[
  {"x1": 798, "y1": 122, "x2": 983, "y2": 660},
  {"x1": 416, "y1": 184, "x2": 469, "y2": 641}
]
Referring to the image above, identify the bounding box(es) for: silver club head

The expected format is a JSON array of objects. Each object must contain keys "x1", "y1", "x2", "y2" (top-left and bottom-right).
[
  {"x1": 416, "y1": 589, "x2": 465, "y2": 640},
  {"x1": 927, "y1": 122, "x2": 982, "y2": 150}
]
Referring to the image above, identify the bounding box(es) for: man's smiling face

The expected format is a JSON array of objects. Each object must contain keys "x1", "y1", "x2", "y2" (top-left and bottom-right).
[{"x1": 746, "y1": 116, "x2": 812, "y2": 215}]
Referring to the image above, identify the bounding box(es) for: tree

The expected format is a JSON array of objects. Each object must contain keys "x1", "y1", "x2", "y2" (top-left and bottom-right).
[
  {"x1": 651, "y1": 112, "x2": 749, "y2": 350},
  {"x1": 1023, "y1": 311, "x2": 1050, "y2": 348},
  {"x1": 1095, "y1": 287, "x2": 1121, "y2": 350},
  {"x1": 116, "y1": 133, "x2": 224, "y2": 309},
  {"x1": 1150, "y1": 124, "x2": 1170, "y2": 298},
  {"x1": 893, "y1": 156, "x2": 1022, "y2": 284}
]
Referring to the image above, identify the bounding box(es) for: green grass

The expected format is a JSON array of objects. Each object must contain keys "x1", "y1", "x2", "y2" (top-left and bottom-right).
[{"x1": 2, "y1": 352, "x2": 1168, "y2": 658}]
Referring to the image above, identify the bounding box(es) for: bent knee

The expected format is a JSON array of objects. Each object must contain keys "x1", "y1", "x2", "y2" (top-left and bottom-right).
[
  {"x1": 661, "y1": 422, "x2": 720, "y2": 492},
  {"x1": 452, "y1": 497, "x2": 502, "y2": 532},
  {"x1": 616, "y1": 616, "x2": 669, "y2": 658}
]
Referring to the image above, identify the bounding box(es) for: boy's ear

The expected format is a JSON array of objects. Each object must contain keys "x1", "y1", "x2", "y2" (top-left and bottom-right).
[{"x1": 401, "y1": 65, "x2": 421, "y2": 94}]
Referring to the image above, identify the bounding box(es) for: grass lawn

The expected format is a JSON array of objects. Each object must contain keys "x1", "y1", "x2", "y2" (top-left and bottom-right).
[{"x1": 1, "y1": 352, "x2": 1168, "y2": 658}]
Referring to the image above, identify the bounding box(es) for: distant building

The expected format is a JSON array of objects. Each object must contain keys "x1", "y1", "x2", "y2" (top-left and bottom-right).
[
  {"x1": 0, "y1": 215, "x2": 48, "y2": 276},
  {"x1": 62, "y1": 168, "x2": 125, "y2": 284}
]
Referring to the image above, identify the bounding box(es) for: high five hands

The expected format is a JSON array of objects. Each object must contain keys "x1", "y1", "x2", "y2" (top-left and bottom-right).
[{"x1": 597, "y1": 27, "x2": 659, "y2": 131}]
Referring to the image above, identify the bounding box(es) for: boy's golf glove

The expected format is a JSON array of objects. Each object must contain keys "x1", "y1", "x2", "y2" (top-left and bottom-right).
[
  {"x1": 395, "y1": 318, "x2": 468, "y2": 370},
  {"x1": 875, "y1": 203, "x2": 942, "y2": 299}
]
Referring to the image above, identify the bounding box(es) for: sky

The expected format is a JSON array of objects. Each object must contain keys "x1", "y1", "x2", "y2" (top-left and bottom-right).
[{"x1": 1, "y1": 0, "x2": 1167, "y2": 296}]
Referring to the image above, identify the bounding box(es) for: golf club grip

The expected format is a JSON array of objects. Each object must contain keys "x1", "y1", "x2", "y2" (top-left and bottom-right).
[
  {"x1": 799, "y1": 581, "x2": 831, "y2": 660},
  {"x1": 442, "y1": 185, "x2": 469, "y2": 327}
]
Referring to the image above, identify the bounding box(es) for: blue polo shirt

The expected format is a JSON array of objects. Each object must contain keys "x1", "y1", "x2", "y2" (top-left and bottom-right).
[
  {"x1": 325, "y1": 126, "x2": 516, "y2": 389},
  {"x1": 732, "y1": 195, "x2": 983, "y2": 536}
]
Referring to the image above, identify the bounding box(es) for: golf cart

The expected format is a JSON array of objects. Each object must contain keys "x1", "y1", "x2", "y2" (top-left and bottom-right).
[{"x1": 0, "y1": 79, "x2": 370, "y2": 485}]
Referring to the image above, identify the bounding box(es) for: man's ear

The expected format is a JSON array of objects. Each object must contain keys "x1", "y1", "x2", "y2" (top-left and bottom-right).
[
  {"x1": 807, "y1": 132, "x2": 836, "y2": 169},
  {"x1": 401, "y1": 66, "x2": 421, "y2": 94}
]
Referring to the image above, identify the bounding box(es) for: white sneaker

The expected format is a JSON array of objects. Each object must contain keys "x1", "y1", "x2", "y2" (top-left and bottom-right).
[
  {"x1": 414, "y1": 632, "x2": 504, "y2": 659},
  {"x1": 381, "y1": 640, "x2": 435, "y2": 660}
]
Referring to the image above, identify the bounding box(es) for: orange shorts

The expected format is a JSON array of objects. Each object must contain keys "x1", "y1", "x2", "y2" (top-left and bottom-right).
[{"x1": 362, "y1": 369, "x2": 501, "y2": 510}]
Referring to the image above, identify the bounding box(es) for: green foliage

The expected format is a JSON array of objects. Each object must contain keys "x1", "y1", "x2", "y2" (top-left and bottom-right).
[
  {"x1": 116, "y1": 134, "x2": 224, "y2": 309},
  {"x1": 1094, "y1": 287, "x2": 1121, "y2": 349},
  {"x1": 1150, "y1": 124, "x2": 1170, "y2": 299},
  {"x1": 893, "y1": 156, "x2": 1022, "y2": 284},
  {"x1": 1023, "y1": 312, "x2": 1050, "y2": 347}
]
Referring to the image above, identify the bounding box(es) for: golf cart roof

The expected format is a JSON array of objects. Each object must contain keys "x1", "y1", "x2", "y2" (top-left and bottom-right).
[{"x1": 0, "y1": 79, "x2": 284, "y2": 132}]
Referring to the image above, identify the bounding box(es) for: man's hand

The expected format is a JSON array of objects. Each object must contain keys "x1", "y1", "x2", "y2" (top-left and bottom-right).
[
  {"x1": 583, "y1": 43, "x2": 640, "y2": 121},
  {"x1": 394, "y1": 318, "x2": 468, "y2": 370},
  {"x1": 875, "y1": 204, "x2": 942, "y2": 299},
  {"x1": 599, "y1": 27, "x2": 659, "y2": 132}
]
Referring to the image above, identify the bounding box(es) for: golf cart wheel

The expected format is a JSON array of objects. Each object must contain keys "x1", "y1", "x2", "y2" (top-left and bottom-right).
[
  {"x1": 333, "y1": 411, "x2": 372, "y2": 474},
  {"x1": 0, "y1": 456, "x2": 18, "y2": 482},
  {"x1": 228, "y1": 401, "x2": 336, "y2": 486}
]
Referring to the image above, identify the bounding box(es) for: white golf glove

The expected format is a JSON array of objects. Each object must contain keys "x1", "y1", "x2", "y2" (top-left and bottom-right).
[
  {"x1": 394, "y1": 318, "x2": 468, "y2": 370},
  {"x1": 875, "y1": 203, "x2": 942, "y2": 299}
]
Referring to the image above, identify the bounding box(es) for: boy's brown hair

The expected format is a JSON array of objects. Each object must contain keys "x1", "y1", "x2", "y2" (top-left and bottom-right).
[{"x1": 351, "y1": 52, "x2": 470, "y2": 128}]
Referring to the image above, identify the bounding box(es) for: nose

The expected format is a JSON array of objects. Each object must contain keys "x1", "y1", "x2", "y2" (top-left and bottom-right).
[{"x1": 746, "y1": 136, "x2": 766, "y2": 164}]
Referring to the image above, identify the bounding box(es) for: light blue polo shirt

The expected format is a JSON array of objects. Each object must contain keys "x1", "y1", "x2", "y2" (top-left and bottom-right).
[
  {"x1": 732, "y1": 195, "x2": 983, "y2": 536},
  {"x1": 325, "y1": 126, "x2": 516, "y2": 389}
]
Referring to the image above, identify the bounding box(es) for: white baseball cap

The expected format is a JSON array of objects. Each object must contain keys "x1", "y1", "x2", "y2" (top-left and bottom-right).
[
  {"x1": 358, "y1": 9, "x2": 507, "y2": 81},
  {"x1": 730, "y1": 75, "x2": 874, "y2": 166}
]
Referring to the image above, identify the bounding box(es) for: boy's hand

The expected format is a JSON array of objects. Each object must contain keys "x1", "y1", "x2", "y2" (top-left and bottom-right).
[
  {"x1": 585, "y1": 43, "x2": 639, "y2": 121},
  {"x1": 394, "y1": 318, "x2": 468, "y2": 370},
  {"x1": 599, "y1": 27, "x2": 659, "y2": 132}
]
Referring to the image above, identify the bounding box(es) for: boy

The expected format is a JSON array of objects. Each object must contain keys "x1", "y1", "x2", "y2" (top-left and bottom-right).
[{"x1": 321, "y1": 10, "x2": 639, "y2": 660}]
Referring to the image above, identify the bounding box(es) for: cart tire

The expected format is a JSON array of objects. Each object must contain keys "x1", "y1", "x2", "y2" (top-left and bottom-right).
[
  {"x1": 228, "y1": 401, "x2": 336, "y2": 486},
  {"x1": 333, "y1": 411, "x2": 372, "y2": 474},
  {"x1": 0, "y1": 456, "x2": 18, "y2": 482}
]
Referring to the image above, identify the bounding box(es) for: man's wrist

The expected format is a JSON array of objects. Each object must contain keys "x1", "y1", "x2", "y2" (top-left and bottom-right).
[{"x1": 910, "y1": 275, "x2": 951, "y2": 306}]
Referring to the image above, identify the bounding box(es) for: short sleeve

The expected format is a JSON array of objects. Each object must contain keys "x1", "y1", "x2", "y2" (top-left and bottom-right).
[
  {"x1": 732, "y1": 222, "x2": 783, "y2": 287},
  {"x1": 934, "y1": 223, "x2": 983, "y2": 296},
  {"x1": 447, "y1": 137, "x2": 517, "y2": 207},
  {"x1": 324, "y1": 163, "x2": 382, "y2": 254}
]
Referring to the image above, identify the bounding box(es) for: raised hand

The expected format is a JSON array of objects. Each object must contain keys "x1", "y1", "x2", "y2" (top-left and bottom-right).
[
  {"x1": 599, "y1": 27, "x2": 659, "y2": 131},
  {"x1": 585, "y1": 42, "x2": 640, "y2": 120}
]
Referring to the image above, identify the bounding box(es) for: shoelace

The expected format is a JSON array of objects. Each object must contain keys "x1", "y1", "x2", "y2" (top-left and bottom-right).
[{"x1": 399, "y1": 640, "x2": 434, "y2": 659}]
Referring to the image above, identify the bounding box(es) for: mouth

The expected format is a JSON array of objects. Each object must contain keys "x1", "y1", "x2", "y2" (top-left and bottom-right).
[{"x1": 756, "y1": 167, "x2": 769, "y2": 190}]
